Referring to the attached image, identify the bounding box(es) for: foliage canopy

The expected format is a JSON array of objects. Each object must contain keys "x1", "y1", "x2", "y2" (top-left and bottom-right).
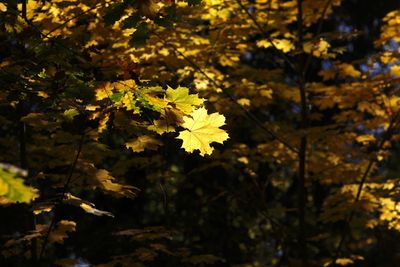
[{"x1": 1, "y1": 0, "x2": 400, "y2": 266}]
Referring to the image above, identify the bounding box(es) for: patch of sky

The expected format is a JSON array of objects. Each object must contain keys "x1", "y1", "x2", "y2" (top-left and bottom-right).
[
  {"x1": 322, "y1": 60, "x2": 333, "y2": 70},
  {"x1": 373, "y1": 18, "x2": 380, "y2": 28},
  {"x1": 291, "y1": 103, "x2": 301, "y2": 114},
  {"x1": 369, "y1": 126, "x2": 385, "y2": 136},
  {"x1": 383, "y1": 38, "x2": 399, "y2": 52},
  {"x1": 347, "y1": 43, "x2": 354, "y2": 53},
  {"x1": 243, "y1": 52, "x2": 253, "y2": 62},
  {"x1": 370, "y1": 62, "x2": 390, "y2": 76},
  {"x1": 337, "y1": 22, "x2": 353, "y2": 33},
  {"x1": 359, "y1": 63, "x2": 369, "y2": 73},
  {"x1": 248, "y1": 6, "x2": 256, "y2": 14},
  {"x1": 74, "y1": 260, "x2": 90, "y2": 267},
  {"x1": 284, "y1": 75, "x2": 296, "y2": 86},
  {"x1": 363, "y1": 25, "x2": 370, "y2": 35},
  {"x1": 357, "y1": 123, "x2": 385, "y2": 139},
  {"x1": 276, "y1": 249, "x2": 284, "y2": 258}
]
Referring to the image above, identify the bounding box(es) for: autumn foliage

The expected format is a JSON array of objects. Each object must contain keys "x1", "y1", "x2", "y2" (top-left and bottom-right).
[{"x1": 1, "y1": 0, "x2": 400, "y2": 266}]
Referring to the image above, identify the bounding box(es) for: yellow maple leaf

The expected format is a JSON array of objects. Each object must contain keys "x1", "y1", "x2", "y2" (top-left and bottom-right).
[
  {"x1": 95, "y1": 82, "x2": 114, "y2": 101},
  {"x1": 335, "y1": 258, "x2": 354, "y2": 266},
  {"x1": 177, "y1": 107, "x2": 229, "y2": 156},
  {"x1": 339, "y1": 63, "x2": 361, "y2": 78},
  {"x1": 303, "y1": 38, "x2": 330, "y2": 57},
  {"x1": 0, "y1": 164, "x2": 38, "y2": 204},
  {"x1": 0, "y1": 3, "x2": 6, "y2": 12},
  {"x1": 390, "y1": 65, "x2": 400, "y2": 77},
  {"x1": 165, "y1": 86, "x2": 204, "y2": 114},
  {"x1": 257, "y1": 39, "x2": 295, "y2": 53}
]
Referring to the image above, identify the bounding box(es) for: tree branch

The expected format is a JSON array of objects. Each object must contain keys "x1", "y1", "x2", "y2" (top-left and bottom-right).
[{"x1": 296, "y1": 0, "x2": 308, "y2": 265}]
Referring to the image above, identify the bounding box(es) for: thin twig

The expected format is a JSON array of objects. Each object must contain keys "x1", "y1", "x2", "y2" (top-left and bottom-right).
[
  {"x1": 38, "y1": 133, "x2": 85, "y2": 260},
  {"x1": 296, "y1": 0, "x2": 308, "y2": 265}
]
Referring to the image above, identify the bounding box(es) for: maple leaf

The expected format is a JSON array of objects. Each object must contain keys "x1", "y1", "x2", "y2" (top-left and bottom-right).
[
  {"x1": 257, "y1": 39, "x2": 295, "y2": 53},
  {"x1": 0, "y1": 3, "x2": 6, "y2": 12},
  {"x1": 0, "y1": 164, "x2": 38, "y2": 204},
  {"x1": 49, "y1": 220, "x2": 76, "y2": 244},
  {"x1": 95, "y1": 169, "x2": 139, "y2": 199},
  {"x1": 148, "y1": 108, "x2": 184, "y2": 134},
  {"x1": 303, "y1": 38, "x2": 331, "y2": 58},
  {"x1": 177, "y1": 107, "x2": 229, "y2": 156},
  {"x1": 63, "y1": 193, "x2": 114, "y2": 217},
  {"x1": 165, "y1": 86, "x2": 204, "y2": 114},
  {"x1": 126, "y1": 135, "x2": 162, "y2": 152}
]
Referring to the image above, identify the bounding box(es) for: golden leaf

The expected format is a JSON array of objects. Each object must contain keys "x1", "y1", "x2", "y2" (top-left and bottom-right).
[
  {"x1": 96, "y1": 169, "x2": 139, "y2": 198},
  {"x1": 177, "y1": 107, "x2": 229, "y2": 156},
  {"x1": 63, "y1": 193, "x2": 114, "y2": 217},
  {"x1": 0, "y1": 3, "x2": 6, "y2": 12},
  {"x1": 304, "y1": 38, "x2": 331, "y2": 57},
  {"x1": 257, "y1": 39, "x2": 295, "y2": 53},
  {"x1": 0, "y1": 164, "x2": 38, "y2": 204},
  {"x1": 165, "y1": 86, "x2": 204, "y2": 114},
  {"x1": 126, "y1": 135, "x2": 162, "y2": 152}
]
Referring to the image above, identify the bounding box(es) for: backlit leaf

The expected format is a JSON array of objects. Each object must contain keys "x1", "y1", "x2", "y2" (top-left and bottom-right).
[
  {"x1": 63, "y1": 193, "x2": 114, "y2": 217},
  {"x1": 177, "y1": 107, "x2": 229, "y2": 156},
  {"x1": 166, "y1": 86, "x2": 204, "y2": 114},
  {"x1": 0, "y1": 164, "x2": 37, "y2": 204},
  {"x1": 126, "y1": 135, "x2": 162, "y2": 152}
]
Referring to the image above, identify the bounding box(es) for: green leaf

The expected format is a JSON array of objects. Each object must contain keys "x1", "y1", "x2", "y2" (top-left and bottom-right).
[
  {"x1": 165, "y1": 86, "x2": 204, "y2": 113},
  {"x1": 63, "y1": 108, "x2": 79, "y2": 122},
  {"x1": 110, "y1": 92, "x2": 124, "y2": 102},
  {"x1": 0, "y1": 164, "x2": 37, "y2": 204}
]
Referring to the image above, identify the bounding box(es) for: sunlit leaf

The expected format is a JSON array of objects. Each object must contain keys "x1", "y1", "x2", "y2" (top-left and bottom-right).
[
  {"x1": 0, "y1": 164, "x2": 37, "y2": 204},
  {"x1": 166, "y1": 86, "x2": 204, "y2": 114},
  {"x1": 63, "y1": 193, "x2": 114, "y2": 217},
  {"x1": 95, "y1": 169, "x2": 139, "y2": 198},
  {"x1": 177, "y1": 107, "x2": 229, "y2": 156}
]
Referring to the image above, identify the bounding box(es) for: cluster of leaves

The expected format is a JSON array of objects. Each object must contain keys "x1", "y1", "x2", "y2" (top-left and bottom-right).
[{"x1": 1, "y1": 0, "x2": 400, "y2": 266}]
